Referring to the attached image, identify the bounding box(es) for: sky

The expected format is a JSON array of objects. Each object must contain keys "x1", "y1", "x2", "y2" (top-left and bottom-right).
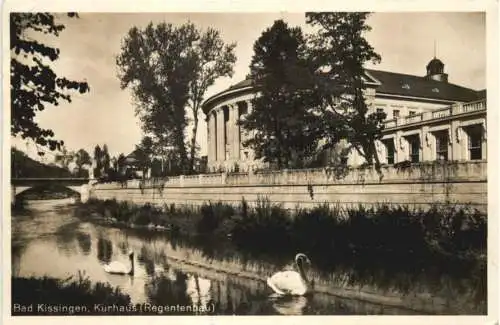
[{"x1": 10, "y1": 12, "x2": 486, "y2": 162}]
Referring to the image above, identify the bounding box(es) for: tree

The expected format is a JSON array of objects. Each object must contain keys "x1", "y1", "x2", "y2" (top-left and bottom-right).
[
  {"x1": 101, "y1": 144, "x2": 111, "y2": 173},
  {"x1": 11, "y1": 147, "x2": 73, "y2": 178},
  {"x1": 10, "y1": 13, "x2": 90, "y2": 152},
  {"x1": 93, "y1": 144, "x2": 111, "y2": 178},
  {"x1": 93, "y1": 145, "x2": 102, "y2": 178},
  {"x1": 134, "y1": 136, "x2": 154, "y2": 177},
  {"x1": 304, "y1": 13, "x2": 386, "y2": 172},
  {"x1": 240, "y1": 20, "x2": 322, "y2": 169},
  {"x1": 116, "y1": 22, "x2": 236, "y2": 174},
  {"x1": 116, "y1": 153, "x2": 127, "y2": 174},
  {"x1": 74, "y1": 148, "x2": 91, "y2": 177}
]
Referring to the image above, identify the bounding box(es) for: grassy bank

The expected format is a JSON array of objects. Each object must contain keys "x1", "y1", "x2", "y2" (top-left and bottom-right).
[
  {"x1": 12, "y1": 274, "x2": 132, "y2": 315},
  {"x1": 76, "y1": 198, "x2": 486, "y2": 265}
]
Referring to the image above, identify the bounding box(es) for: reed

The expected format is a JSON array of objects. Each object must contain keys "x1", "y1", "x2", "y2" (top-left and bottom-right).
[
  {"x1": 12, "y1": 272, "x2": 131, "y2": 315},
  {"x1": 76, "y1": 198, "x2": 486, "y2": 265}
]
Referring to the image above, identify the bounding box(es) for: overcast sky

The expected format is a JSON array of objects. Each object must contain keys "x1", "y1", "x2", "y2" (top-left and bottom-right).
[{"x1": 11, "y1": 12, "x2": 486, "y2": 161}]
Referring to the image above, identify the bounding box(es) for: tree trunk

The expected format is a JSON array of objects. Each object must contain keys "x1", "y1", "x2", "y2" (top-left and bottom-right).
[{"x1": 189, "y1": 112, "x2": 199, "y2": 173}]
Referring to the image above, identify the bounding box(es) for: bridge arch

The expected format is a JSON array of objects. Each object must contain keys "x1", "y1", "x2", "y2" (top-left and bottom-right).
[{"x1": 11, "y1": 178, "x2": 92, "y2": 205}]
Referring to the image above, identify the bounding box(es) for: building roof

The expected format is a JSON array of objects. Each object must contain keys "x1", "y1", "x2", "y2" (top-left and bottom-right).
[
  {"x1": 426, "y1": 58, "x2": 444, "y2": 70},
  {"x1": 202, "y1": 68, "x2": 483, "y2": 114},
  {"x1": 365, "y1": 69, "x2": 481, "y2": 102}
]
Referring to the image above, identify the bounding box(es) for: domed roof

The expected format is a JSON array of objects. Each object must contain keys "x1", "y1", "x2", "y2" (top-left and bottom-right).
[{"x1": 426, "y1": 57, "x2": 444, "y2": 70}]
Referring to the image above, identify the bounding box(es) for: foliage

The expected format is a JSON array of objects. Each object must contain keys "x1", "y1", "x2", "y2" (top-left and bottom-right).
[
  {"x1": 10, "y1": 13, "x2": 90, "y2": 152},
  {"x1": 134, "y1": 136, "x2": 155, "y2": 177},
  {"x1": 11, "y1": 147, "x2": 72, "y2": 178},
  {"x1": 116, "y1": 22, "x2": 236, "y2": 174},
  {"x1": 305, "y1": 12, "x2": 386, "y2": 172},
  {"x1": 93, "y1": 144, "x2": 110, "y2": 178},
  {"x1": 12, "y1": 274, "x2": 131, "y2": 315},
  {"x1": 76, "y1": 198, "x2": 487, "y2": 310},
  {"x1": 240, "y1": 20, "x2": 322, "y2": 169},
  {"x1": 73, "y1": 148, "x2": 91, "y2": 177},
  {"x1": 79, "y1": 198, "x2": 487, "y2": 263},
  {"x1": 240, "y1": 14, "x2": 386, "y2": 171}
]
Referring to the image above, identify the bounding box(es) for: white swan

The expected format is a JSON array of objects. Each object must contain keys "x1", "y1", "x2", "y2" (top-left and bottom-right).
[
  {"x1": 103, "y1": 251, "x2": 135, "y2": 275},
  {"x1": 267, "y1": 253, "x2": 311, "y2": 296}
]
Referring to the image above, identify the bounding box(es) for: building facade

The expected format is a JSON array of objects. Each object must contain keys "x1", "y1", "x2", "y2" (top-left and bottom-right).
[{"x1": 202, "y1": 58, "x2": 486, "y2": 172}]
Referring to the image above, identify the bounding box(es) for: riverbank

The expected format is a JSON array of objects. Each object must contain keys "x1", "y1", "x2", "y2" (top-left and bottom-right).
[
  {"x1": 11, "y1": 274, "x2": 132, "y2": 315},
  {"x1": 75, "y1": 198, "x2": 486, "y2": 264},
  {"x1": 11, "y1": 198, "x2": 487, "y2": 314},
  {"x1": 74, "y1": 198, "x2": 487, "y2": 309}
]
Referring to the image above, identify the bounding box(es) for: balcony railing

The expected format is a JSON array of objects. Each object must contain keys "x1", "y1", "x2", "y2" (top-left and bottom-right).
[{"x1": 383, "y1": 99, "x2": 486, "y2": 129}]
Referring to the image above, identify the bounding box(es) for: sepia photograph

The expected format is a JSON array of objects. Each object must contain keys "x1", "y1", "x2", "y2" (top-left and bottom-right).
[{"x1": 3, "y1": 3, "x2": 498, "y2": 323}]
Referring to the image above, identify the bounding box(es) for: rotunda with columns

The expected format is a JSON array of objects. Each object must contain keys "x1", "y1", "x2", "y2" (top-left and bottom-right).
[{"x1": 202, "y1": 58, "x2": 486, "y2": 172}]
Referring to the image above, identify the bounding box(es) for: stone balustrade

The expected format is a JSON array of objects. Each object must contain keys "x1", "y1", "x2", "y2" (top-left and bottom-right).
[
  {"x1": 93, "y1": 160, "x2": 486, "y2": 190},
  {"x1": 383, "y1": 99, "x2": 486, "y2": 129}
]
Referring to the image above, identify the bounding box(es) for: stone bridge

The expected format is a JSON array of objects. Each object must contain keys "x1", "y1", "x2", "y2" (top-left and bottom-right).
[{"x1": 11, "y1": 178, "x2": 93, "y2": 204}]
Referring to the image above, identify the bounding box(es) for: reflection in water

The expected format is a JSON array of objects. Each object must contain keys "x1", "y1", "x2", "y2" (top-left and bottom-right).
[
  {"x1": 270, "y1": 295, "x2": 308, "y2": 315},
  {"x1": 76, "y1": 233, "x2": 92, "y2": 255},
  {"x1": 97, "y1": 238, "x2": 113, "y2": 264},
  {"x1": 10, "y1": 199, "x2": 484, "y2": 315},
  {"x1": 186, "y1": 274, "x2": 211, "y2": 308}
]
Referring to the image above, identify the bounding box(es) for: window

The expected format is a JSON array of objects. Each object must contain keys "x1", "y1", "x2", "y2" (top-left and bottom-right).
[
  {"x1": 383, "y1": 139, "x2": 395, "y2": 164},
  {"x1": 409, "y1": 111, "x2": 416, "y2": 116},
  {"x1": 393, "y1": 110, "x2": 400, "y2": 118},
  {"x1": 467, "y1": 125, "x2": 483, "y2": 160},
  {"x1": 376, "y1": 108, "x2": 384, "y2": 114},
  {"x1": 434, "y1": 131, "x2": 449, "y2": 161},
  {"x1": 407, "y1": 135, "x2": 420, "y2": 163}
]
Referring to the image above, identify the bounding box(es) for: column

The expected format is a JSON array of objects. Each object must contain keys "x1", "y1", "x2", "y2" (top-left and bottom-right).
[
  {"x1": 421, "y1": 125, "x2": 431, "y2": 162},
  {"x1": 206, "y1": 116, "x2": 211, "y2": 163},
  {"x1": 395, "y1": 130, "x2": 404, "y2": 163},
  {"x1": 208, "y1": 112, "x2": 216, "y2": 163},
  {"x1": 229, "y1": 104, "x2": 240, "y2": 160},
  {"x1": 450, "y1": 120, "x2": 462, "y2": 160},
  {"x1": 216, "y1": 107, "x2": 225, "y2": 163},
  {"x1": 246, "y1": 100, "x2": 255, "y2": 160}
]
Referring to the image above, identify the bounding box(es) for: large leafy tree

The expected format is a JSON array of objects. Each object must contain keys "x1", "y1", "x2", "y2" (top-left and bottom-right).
[
  {"x1": 116, "y1": 22, "x2": 236, "y2": 174},
  {"x1": 10, "y1": 13, "x2": 90, "y2": 151},
  {"x1": 74, "y1": 148, "x2": 91, "y2": 176},
  {"x1": 305, "y1": 13, "x2": 386, "y2": 170},
  {"x1": 240, "y1": 20, "x2": 322, "y2": 169}
]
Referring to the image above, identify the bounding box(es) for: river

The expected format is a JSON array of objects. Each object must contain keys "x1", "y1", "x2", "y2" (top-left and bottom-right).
[{"x1": 11, "y1": 199, "x2": 485, "y2": 315}]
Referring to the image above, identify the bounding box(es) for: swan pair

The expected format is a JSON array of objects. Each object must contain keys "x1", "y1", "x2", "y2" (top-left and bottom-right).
[
  {"x1": 266, "y1": 253, "x2": 312, "y2": 296},
  {"x1": 102, "y1": 250, "x2": 313, "y2": 298},
  {"x1": 103, "y1": 251, "x2": 135, "y2": 275}
]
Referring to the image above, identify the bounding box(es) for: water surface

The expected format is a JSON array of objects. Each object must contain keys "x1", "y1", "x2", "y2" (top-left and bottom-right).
[{"x1": 11, "y1": 199, "x2": 482, "y2": 315}]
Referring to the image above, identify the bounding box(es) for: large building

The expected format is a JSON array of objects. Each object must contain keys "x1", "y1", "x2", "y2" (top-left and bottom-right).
[{"x1": 201, "y1": 57, "x2": 487, "y2": 172}]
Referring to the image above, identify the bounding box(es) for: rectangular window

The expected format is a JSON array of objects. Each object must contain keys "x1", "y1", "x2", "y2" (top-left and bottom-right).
[
  {"x1": 376, "y1": 108, "x2": 384, "y2": 114},
  {"x1": 409, "y1": 110, "x2": 416, "y2": 116},
  {"x1": 383, "y1": 139, "x2": 395, "y2": 164},
  {"x1": 393, "y1": 110, "x2": 400, "y2": 118},
  {"x1": 467, "y1": 125, "x2": 483, "y2": 160},
  {"x1": 407, "y1": 135, "x2": 420, "y2": 163},
  {"x1": 435, "y1": 131, "x2": 449, "y2": 161}
]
